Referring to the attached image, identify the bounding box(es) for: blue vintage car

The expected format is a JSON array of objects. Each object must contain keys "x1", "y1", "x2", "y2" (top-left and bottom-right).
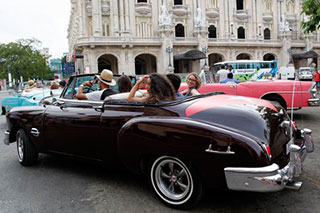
[{"x1": 1, "y1": 89, "x2": 63, "y2": 115}]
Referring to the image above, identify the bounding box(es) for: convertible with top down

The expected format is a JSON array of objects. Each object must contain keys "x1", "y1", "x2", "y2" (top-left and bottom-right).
[{"x1": 4, "y1": 73, "x2": 314, "y2": 209}]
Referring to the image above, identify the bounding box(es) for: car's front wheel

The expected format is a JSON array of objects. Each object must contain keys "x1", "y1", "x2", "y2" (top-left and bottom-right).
[
  {"x1": 16, "y1": 129, "x2": 38, "y2": 166},
  {"x1": 150, "y1": 156, "x2": 203, "y2": 209}
]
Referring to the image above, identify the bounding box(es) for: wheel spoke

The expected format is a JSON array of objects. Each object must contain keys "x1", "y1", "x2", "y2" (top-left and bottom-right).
[
  {"x1": 168, "y1": 162, "x2": 174, "y2": 173},
  {"x1": 177, "y1": 169, "x2": 186, "y2": 178},
  {"x1": 160, "y1": 170, "x2": 171, "y2": 179},
  {"x1": 168, "y1": 182, "x2": 175, "y2": 193},
  {"x1": 177, "y1": 180, "x2": 188, "y2": 191}
]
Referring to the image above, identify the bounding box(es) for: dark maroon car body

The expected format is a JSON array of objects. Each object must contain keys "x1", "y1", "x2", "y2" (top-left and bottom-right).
[{"x1": 4, "y1": 73, "x2": 314, "y2": 209}]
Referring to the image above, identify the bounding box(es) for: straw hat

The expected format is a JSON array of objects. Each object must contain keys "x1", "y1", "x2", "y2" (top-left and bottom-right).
[
  {"x1": 96, "y1": 69, "x2": 116, "y2": 86},
  {"x1": 28, "y1": 80, "x2": 36, "y2": 88}
]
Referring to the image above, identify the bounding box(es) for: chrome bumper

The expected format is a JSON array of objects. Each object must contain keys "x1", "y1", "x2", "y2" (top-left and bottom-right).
[
  {"x1": 4, "y1": 130, "x2": 10, "y2": 145},
  {"x1": 308, "y1": 98, "x2": 320, "y2": 106},
  {"x1": 224, "y1": 128, "x2": 314, "y2": 192}
]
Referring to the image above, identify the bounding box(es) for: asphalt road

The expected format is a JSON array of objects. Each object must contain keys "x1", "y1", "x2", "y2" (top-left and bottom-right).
[{"x1": 0, "y1": 91, "x2": 319, "y2": 213}]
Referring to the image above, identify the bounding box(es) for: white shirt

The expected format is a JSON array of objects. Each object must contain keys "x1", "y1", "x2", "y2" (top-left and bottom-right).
[
  {"x1": 85, "y1": 89, "x2": 106, "y2": 101},
  {"x1": 216, "y1": 69, "x2": 229, "y2": 81}
]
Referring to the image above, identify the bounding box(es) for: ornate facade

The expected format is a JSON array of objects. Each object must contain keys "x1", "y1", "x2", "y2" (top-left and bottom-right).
[{"x1": 68, "y1": 0, "x2": 320, "y2": 75}]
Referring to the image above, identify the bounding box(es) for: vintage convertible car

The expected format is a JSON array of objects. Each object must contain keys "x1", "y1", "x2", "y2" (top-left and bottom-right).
[
  {"x1": 180, "y1": 75, "x2": 319, "y2": 110},
  {"x1": 4, "y1": 73, "x2": 314, "y2": 209},
  {"x1": 1, "y1": 88, "x2": 63, "y2": 115}
]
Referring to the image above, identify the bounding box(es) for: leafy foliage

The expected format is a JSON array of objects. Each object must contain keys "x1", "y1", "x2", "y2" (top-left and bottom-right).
[
  {"x1": 0, "y1": 38, "x2": 52, "y2": 80},
  {"x1": 301, "y1": 0, "x2": 320, "y2": 33}
]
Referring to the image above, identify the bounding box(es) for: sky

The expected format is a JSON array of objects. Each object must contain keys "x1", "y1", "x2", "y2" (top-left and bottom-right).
[{"x1": 0, "y1": 0, "x2": 71, "y2": 59}]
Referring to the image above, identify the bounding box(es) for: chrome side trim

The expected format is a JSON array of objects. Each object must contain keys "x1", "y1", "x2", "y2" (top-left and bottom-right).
[
  {"x1": 205, "y1": 144, "x2": 235, "y2": 155},
  {"x1": 31, "y1": 128, "x2": 40, "y2": 137},
  {"x1": 4, "y1": 131, "x2": 10, "y2": 145}
]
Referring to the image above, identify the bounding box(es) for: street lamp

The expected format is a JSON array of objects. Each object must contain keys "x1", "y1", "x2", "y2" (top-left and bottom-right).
[{"x1": 166, "y1": 47, "x2": 172, "y2": 67}]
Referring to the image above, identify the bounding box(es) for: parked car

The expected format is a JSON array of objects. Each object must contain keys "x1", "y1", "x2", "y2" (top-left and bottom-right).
[
  {"x1": 1, "y1": 88, "x2": 63, "y2": 115},
  {"x1": 4, "y1": 73, "x2": 314, "y2": 209},
  {"x1": 298, "y1": 67, "x2": 313, "y2": 81},
  {"x1": 180, "y1": 78, "x2": 319, "y2": 110}
]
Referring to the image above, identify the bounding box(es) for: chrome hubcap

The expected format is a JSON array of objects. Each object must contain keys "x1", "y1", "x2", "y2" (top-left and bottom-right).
[
  {"x1": 17, "y1": 134, "x2": 24, "y2": 162},
  {"x1": 154, "y1": 159, "x2": 191, "y2": 201}
]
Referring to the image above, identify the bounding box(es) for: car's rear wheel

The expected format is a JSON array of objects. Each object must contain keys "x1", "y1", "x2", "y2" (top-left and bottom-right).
[
  {"x1": 16, "y1": 129, "x2": 38, "y2": 166},
  {"x1": 149, "y1": 156, "x2": 203, "y2": 209}
]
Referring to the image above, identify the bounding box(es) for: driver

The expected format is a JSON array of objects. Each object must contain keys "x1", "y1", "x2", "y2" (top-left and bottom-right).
[{"x1": 76, "y1": 69, "x2": 116, "y2": 101}]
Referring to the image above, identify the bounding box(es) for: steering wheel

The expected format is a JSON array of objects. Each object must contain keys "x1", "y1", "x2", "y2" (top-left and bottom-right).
[{"x1": 83, "y1": 85, "x2": 95, "y2": 93}]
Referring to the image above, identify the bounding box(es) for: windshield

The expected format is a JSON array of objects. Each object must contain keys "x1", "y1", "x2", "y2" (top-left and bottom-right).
[{"x1": 62, "y1": 74, "x2": 125, "y2": 100}]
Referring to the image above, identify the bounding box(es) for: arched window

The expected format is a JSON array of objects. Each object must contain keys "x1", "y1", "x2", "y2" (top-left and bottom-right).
[
  {"x1": 208, "y1": 25, "x2": 217, "y2": 38},
  {"x1": 174, "y1": 0, "x2": 183, "y2": 5},
  {"x1": 263, "y1": 53, "x2": 275, "y2": 61},
  {"x1": 236, "y1": 53, "x2": 251, "y2": 60},
  {"x1": 264, "y1": 28, "x2": 271, "y2": 40},
  {"x1": 238, "y1": 27, "x2": 245, "y2": 39},
  {"x1": 237, "y1": 0, "x2": 244, "y2": 10},
  {"x1": 175, "y1": 24, "x2": 185, "y2": 37}
]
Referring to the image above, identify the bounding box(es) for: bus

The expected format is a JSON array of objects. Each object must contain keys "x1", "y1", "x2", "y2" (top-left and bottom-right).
[{"x1": 211, "y1": 60, "x2": 278, "y2": 82}]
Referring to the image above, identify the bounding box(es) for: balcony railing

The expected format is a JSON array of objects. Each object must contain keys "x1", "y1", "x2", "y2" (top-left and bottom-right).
[
  {"x1": 234, "y1": 9, "x2": 248, "y2": 20},
  {"x1": 171, "y1": 5, "x2": 188, "y2": 16},
  {"x1": 74, "y1": 36, "x2": 313, "y2": 49},
  {"x1": 76, "y1": 36, "x2": 162, "y2": 47},
  {"x1": 286, "y1": 14, "x2": 297, "y2": 23},
  {"x1": 206, "y1": 8, "x2": 219, "y2": 18},
  {"x1": 262, "y1": 12, "x2": 273, "y2": 22},
  {"x1": 135, "y1": 2, "x2": 152, "y2": 16}
]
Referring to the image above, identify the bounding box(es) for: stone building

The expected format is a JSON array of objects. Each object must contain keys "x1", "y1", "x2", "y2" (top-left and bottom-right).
[{"x1": 68, "y1": 0, "x2": 320, "y2": 75}]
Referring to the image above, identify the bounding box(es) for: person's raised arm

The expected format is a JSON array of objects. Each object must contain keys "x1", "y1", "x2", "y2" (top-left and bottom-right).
[
  {"x1": 127, "y1": 76, "x2": 149, "y2": 102},
  {"x1": 76, "y1": 81, "x2": 93, "y2": 100}
]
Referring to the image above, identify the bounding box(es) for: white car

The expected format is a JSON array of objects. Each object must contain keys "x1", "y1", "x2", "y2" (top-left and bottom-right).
[
  {"x1": 278, "y1": 66, "x2": 296, "y2": 80},
  {"x1": 298, "y1": 67, "x2": 313, "y2": 81}
]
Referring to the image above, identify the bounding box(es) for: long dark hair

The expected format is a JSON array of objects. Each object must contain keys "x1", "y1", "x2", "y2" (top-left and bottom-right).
[
  {"x1": 118, "y1": 75, "x2": 132, "y2": 93},
  {"x1": 147, "y1": 73, "x2": 175, "y2": 103}
]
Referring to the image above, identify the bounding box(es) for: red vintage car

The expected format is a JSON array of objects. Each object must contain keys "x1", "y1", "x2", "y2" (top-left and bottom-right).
[{"x1": 180, "y1": 79, "x2": 319, "y2": 110}]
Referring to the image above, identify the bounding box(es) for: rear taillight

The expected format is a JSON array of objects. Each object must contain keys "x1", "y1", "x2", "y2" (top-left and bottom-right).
[
  {"x1": 292, "y1": 121, "x2": 297, "y2": 129},
  {"x1": 263, "y1": 144, "x2": 272, "y2": 159}
]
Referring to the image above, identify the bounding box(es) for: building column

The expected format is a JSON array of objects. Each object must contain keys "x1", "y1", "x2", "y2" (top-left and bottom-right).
[
  {"x1": 92, "y1": 0, "x2": 102, "y2": 36},
  {"x1": 119, "y1": 0, "x2": 125, "y2": 33},
  {"x1": 159, "y1": 26, "x2": 174, "y2": 74},
  {"x1": 124, "y1": 0, "x2": 130, "y2": 33},
  {"x1": 111, "y1": 0, "x2": 119, "y2": 36},
  {"x1": 79, "y1": 0, "x2": 86, "y2": 37}
]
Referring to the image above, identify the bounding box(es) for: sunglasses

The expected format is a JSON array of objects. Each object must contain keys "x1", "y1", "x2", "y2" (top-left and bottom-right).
[{"x1": 187, "y1": 78, "x2": 197, "y2": 82}]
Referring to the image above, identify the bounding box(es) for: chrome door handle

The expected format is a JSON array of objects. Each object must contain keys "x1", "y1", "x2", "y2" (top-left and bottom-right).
[
  {"x1": 31, "y1": 128, "x2": 40, "y2": 137},
  {"x1": 205, "y1": 144, "x2": 235, "y2": 155}
]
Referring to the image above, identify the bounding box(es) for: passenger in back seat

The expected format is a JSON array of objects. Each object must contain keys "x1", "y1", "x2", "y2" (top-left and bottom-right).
[
  {"x1": 118, "y1": 75, "x2": 132, "y2": 93},
  {"x1": 127, "y1": 74, "x2": 175, "y2": 103}
]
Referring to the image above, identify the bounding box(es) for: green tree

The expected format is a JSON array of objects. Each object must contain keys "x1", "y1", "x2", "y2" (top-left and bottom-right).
[
  {"x1": 0, "y1": 38, "x2": 52, "y2": 81},
  {"x1": 301, "y1": 0, "x2": 320, "y2": 33}
]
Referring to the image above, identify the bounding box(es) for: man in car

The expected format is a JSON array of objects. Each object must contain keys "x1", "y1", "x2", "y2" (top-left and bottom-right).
[{"x1": 76, "y1": 69, "x2": 116, "y2": 101}]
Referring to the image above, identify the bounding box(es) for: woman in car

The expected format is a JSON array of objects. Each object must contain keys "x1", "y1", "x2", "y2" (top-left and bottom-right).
[
  {"x1": 181, "y1": 72, "x2": 202, "y2": 96},
  {"x1": 127, "y1": 73, "x2": 175, "y2": 103}
]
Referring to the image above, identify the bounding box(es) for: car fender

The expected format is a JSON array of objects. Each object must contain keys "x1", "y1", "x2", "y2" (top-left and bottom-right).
[{"x1": 117, "y1": 116, "x2": 269, "y2": 188}]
